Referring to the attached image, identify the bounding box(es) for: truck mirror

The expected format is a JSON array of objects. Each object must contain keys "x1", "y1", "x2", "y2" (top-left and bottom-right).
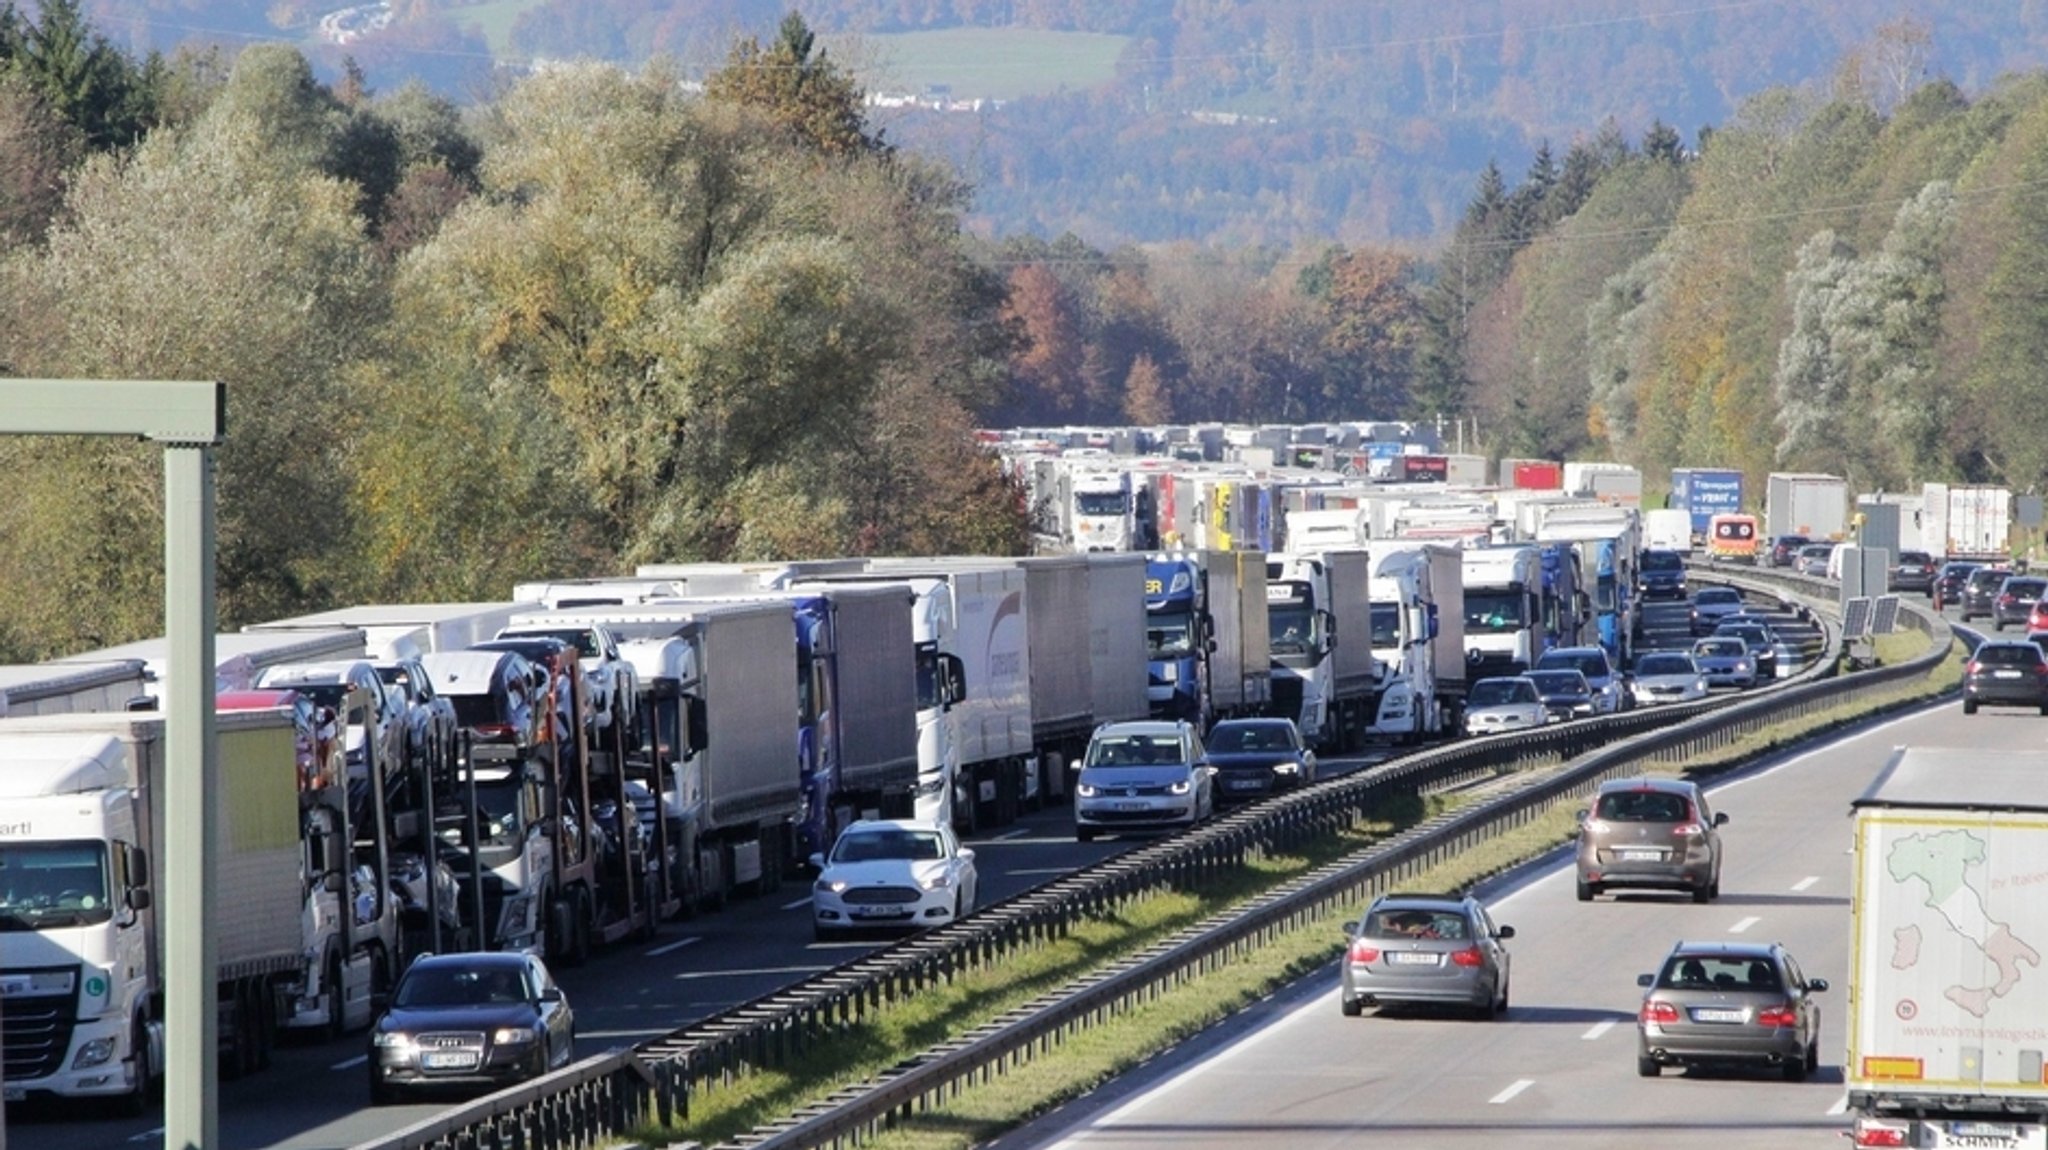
[
  {"x1": 128, "y1": 887, "x2": 151, "y2": 911},
  {"x1": 1206, "y1": 638, "x2": 1218, "y2": 654},
  {"x1": 1426, "y1": 603, "x2": 1440, "y2": 641},
  {"x1": 128, "y1": 844, "x2": 150, "y2": 888},
  {"x1": 940, "y1": 654, "x2": 967, "y2": 705},
  {"x1": 685, "y1": 696, "x2": 709, "y2": 756}
]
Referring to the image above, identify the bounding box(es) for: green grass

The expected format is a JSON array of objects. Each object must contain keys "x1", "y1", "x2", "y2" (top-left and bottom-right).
[
  {"x1": 635, "y1": 648, "x2": 1960, "y2": 1150},
  {"x1": 826, "y1": 28, "x2": 1129, "y2": 102},
  {"x1": 442, "y1": 0, "x2": 545, "y2": 56}
]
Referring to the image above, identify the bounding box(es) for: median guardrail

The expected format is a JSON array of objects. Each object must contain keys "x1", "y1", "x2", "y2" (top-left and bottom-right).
[{"x1": 357, "y1": 574, "x2": 1931, "y2": 1150}]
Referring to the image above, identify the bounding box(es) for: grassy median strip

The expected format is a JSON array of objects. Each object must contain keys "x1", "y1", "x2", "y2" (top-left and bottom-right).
[{"x1": 648, "y1": 638, "x2": 1959, "y2": 1150}]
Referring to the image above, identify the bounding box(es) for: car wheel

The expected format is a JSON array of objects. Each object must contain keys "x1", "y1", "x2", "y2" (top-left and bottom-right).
[
  {"x1": 1964, "y1": 699, "x2": 1980, "y2": 715},
  {"x1": 368, "y1": 1071, "x2": 396, "y2": 1107},
  {"x1": 1692, "y1": 882, "x2": 1713, "y2": 905},
  {"x1": 1340, "y1": 995, "x2": 1363, "y2": 1018},
  {"x1": 1996, "y1": 620, "x2": 2008, "y2": 632},
  {"x1": 1076, "y1": 826, "x2": 1095, "y2": 843},
  {"x1": 1805, "y1": 1037, "x2": 1819, "y2": 1074},
  {"x1": 1637, "y1": 1055, "x2": 1660, "y2": 1078},
  {"x1": 1575, "y1": 878, "x2": 1595, "y2": 903},
  {"x1": 813, "y1": 922, "x2": 837, "y2": 944},
  {"x1": 1708, "y1": 877, "x2": 1721, "y2": 899},
  {"x1": 1495, "y1": 978, "x2": 1510, "y2": 1015},
  {"x1": 1782, "y1": 1051, "x2": 1809, "y2": 1082}
]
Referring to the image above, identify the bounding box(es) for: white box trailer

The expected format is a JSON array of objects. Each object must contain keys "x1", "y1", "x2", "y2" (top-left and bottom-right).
[
  {"x1": 1920, "y1": 483, "x2": 2013, "y2": 561},
  {"x1": 1847, "y1": 748, "x2": 2048, "y2": 1146},
  {"x1": 58, "y1": 629, "x2": 368, "y2": 692},
  {"x1": 0, "y1": 660, "x2": 149, "y2": 717},
  {"x1": 1083, "y1": 553, "x2": 1151, "y2": 730},
  {"x1": 246, "y1": 602, "x2": 523, "y2": 660}
]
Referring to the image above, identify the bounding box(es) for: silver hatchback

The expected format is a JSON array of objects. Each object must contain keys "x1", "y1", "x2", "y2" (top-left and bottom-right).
[
  {"x1": 1074, "y1": 720, "x2": 1214, "y2": 842},
  {"x1": 1338, "y1": 892, "x2": 1514, "y2": 1019}
]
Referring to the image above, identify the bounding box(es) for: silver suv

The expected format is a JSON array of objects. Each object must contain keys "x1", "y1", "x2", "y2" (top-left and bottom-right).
[
  {"x1": 1339, "y1": 891, "x2": 1514, "y2": 1019},
  {"x1": 1573, "y1": 777, "x2": 1727, "y2": 903},
  {"x1": 1074, "y1": 720, "x2": 1213, "y2": 842}
]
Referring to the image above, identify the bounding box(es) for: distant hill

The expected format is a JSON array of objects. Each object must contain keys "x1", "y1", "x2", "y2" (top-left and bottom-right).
[{"x1": 81, "y1": 0, "x2": 2048, "y2": 245}]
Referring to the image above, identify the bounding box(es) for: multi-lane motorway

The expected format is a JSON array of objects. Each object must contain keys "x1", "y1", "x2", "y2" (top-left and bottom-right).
[{"x1": 1, "y1": 588, "x2": 1859, "y2": 1150}]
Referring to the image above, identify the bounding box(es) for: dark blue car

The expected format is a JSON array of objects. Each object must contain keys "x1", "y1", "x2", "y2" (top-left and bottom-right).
[{"x1": 1639, "y1": 549, "x2": 1687, "y2": 600}]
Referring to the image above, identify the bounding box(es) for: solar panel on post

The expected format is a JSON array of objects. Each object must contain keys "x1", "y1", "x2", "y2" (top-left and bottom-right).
[
  {"x1": 1871, "y1": 595, "x2": 1901, "y2": 635},
  {"x1": 1841, "y1": 597, "x2": 1872, "y2": 639}
]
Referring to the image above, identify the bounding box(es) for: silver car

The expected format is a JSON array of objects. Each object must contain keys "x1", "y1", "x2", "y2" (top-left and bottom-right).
[
  {"x1": 1573, "y1": 777, "x2": 1727, "y2": 903},
  {"x1": 1629, "y1": 652, "x2": 1708, "y2": 707},
  {"x1": 1074, "y1": 720, "x2": 1214, "y2": 842},
  {"x1": 1689, "y1": 637, "x2": 1755, "y2": 689},
  {"x1": 1339, "y1": 892, "x2": 1513, "y2": 1018},
  {"x1": 1636, "y1": 940, "x2": 1825, "y2": 1080},
  {"x1": 1463, "y1": 676, "x2": 1547, "y2": 736}
]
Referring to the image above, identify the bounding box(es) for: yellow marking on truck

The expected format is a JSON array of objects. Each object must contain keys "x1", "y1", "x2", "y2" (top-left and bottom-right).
[{"x1": 1862, "y1": 1057, "x2": 1925, "y2": 1079}]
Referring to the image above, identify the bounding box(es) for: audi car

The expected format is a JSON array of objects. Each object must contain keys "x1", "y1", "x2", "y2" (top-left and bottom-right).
[{"x1": 368, "y1": 952, "x2": 575, "y2": 1104}]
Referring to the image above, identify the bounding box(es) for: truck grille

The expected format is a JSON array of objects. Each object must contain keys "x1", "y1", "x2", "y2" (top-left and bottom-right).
[
  {"x1": 2, "y1": 986, "x2": 80, "y2": 1083},
  {"x1": 842, "y1": 886, "x2": 920, "y2": 905}
]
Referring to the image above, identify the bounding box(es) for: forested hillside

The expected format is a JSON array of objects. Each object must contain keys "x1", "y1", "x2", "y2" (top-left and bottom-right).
[
  {"x1": 76, "y1": 0, "x2": 2048, "y2": 245},
  {"x1": 6, "y1": 3, "x2": 2048, "y2": 662}
]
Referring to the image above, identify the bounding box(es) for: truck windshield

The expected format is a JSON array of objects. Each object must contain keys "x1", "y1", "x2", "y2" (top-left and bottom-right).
[
  {"x1": 1075, "y1": 492, "x2": 1127, "y2": 516},
  {"x1": 1147, "y1": 609, "x2": 1196, "y2": 657},
  {"x1": 1464, "y1": 590, "x2": 1525, "y2": 633},
  {"x1": 441, "y1": 773, "x2": 530, "y2": 863},
  {"x1": 1268, "y1": 604, "x2": 1315, "y2": 656},
  {"x1": 913, "y1": 642, "x2": 941, "y2": 709},
  {"x1": 0, "y1": 841, "x2": 112, "y2": 930},
  {"x1": 504, "y1": 628, "x2": 598, "y2": 659},
  {"x1": 1369, "y1": 604, "x2": 1400, "y2": 647}
]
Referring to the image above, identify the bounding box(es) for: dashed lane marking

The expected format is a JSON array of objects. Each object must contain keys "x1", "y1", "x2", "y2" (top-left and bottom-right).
[
  {"x1": 1581, "y1": 1020, "x2": 1617, "y2": 1040},
  {"x1": 1489, "y1": 1079, "x2": 1535, "y2": 1105},
  {"x1": 1792, "y1": 876, "x2": 1819, "y2": 892},
  {"x1": 1729, "y1": 916, "x2": 1760, "y2": 933},
  {"x1": 646, "y1": 935, "x2": 704, "y2": 957}
]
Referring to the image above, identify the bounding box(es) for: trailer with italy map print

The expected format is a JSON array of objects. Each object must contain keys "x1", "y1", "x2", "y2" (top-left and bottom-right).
[{"x1": 1846, "y1": 748, "x2": 2048, "y2": 1149}]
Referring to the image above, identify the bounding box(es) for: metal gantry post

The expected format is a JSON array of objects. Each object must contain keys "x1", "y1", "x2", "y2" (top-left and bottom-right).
[{"x1": 0, "y1": 379, "x2": 224, "y2": 1150}]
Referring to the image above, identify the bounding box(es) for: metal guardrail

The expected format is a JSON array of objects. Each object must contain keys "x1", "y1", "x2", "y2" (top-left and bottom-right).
[{"x1": 357, "y1": 575, "x2": 1940, "y2": 1150}]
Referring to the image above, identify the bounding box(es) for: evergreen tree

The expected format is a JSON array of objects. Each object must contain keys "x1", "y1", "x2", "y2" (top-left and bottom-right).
[
  {"x1": 1643, "y1": 119, "x2": 1685, "y2": 163},
  {"x1": 703, "y1": 12, "x2": 882, "y2": 158}
]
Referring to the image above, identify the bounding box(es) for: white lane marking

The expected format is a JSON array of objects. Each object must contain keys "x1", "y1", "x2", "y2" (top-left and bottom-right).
[
  {"x1": 672, "y1": 964, "x2": 830, "y2": 980},
  {"x1": 1009, "y1": 866, "x2": 1082, "y2": 876},
  {"x1": 1729, "y1": 916, "x2": 1760, "y2": 933},
  {"x1": 1581, "y1": 1020, "x2": 1617, "y2": 1041},
  {"x1": 128, "y1": 1130, "x2": 166, "y2": 1143},
  {"x1": 969, "y1": 828, "x2": 1032, "y2": 844},
  {"x1": 330, "y1": 1053, "x2": 368, "y2": 1070},
  {"x1": 1489, "y1": 1078, "x2": 1535, "y2": 1105},
  {"x1": 1792, "y1": 876, "x2": 1819, "y2": 891},
  {"x1": 780, "y1": 895, "x2": 816, "y2": 912},
  {"x1": 1827, "y1": 1093, "x2": 1849, "y2": 1116},
  {"x1": 646, "y1": 935, "x2": 703, "y2": 957}
]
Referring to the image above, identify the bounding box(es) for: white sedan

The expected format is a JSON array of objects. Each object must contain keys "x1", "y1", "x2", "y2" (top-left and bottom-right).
[
  {"x1": 810, "y1": 820, "x2": 978, "y2": 941},
  {"x1": 1463, "y1": 676, "x2": 1549, "y2": 736},
  {"x1": 1629, "y1": 652, "x2": 1710, "y2": 707}
]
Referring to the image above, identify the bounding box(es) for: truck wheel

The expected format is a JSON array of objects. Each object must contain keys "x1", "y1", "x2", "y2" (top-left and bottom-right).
[
  {"x1": 324, "y1": 953, "x2": 347, "y2": 1040},
  {"x1": 570, "y1": 889, "x2": 592, "y2": 967},
  {"x1": 115, "y1": 1017, "x2": 151, "y2": 1117}
]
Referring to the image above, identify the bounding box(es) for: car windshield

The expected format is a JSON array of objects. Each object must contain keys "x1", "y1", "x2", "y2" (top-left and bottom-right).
[
  {"x1": 1658, "y1": 954, "x2": 1781, "y2": 992},
  {"x1": 2003, "y1": 579, "x2": 2047, "y2": 598},
  {"x1": 1088, "y1": 734, "x2": 1182, "y2": 767},
  {"x1": 1642, "y1": 552, "x2": 1683, "y2": 572},
  {"x1": 395, "y1": 965, "x2": 530, "y2": 1008},
  {"x1": 1694, "y1": 588, "x2": 1740, "y2": 606},
  {"x1": 1541, "y1": 652, "x2": 1608, "y2": 680},
  {"x1": 1595, "y1": 789, "x2": 1691, "y2": 822},
  {"x1": 1694, "y1": 639, "x2": 1744, "y2": 658},
  {"x1": 1635, "y1": 655, "x2": 1694, "y2": 676},
  {"x1": 1975, "y1": 645, "x2": 2044, "y2": 667},
  {"x1": 1526, "y1": 671, "x2": 1588, "y2": 695},
  {"x1": 1469, "y1": 679, "x2": 1536, "y2": 707},
  {"x1": 831, "y1": 829, "x2": 945, "y2": 862},
  {"x1": 1207, "y1": 723, "x2": 1294, "y2": 753},
  {"x1": 1899, "y1": 552, "x2": 1933, "y2": 566},
  {"x1": 1365, "y1": 908, "x2": 1470, "y2": 940}
]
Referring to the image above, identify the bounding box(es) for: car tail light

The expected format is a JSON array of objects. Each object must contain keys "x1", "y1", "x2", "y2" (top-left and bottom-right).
[
  {"x1": 1450, "y1": 946, "x2": 1484, "y2": 968},
  {"x1": 1755, "y1": 1004, "x2": 1797, "y2": 1027},
  {"x1": 1348, "y1": 941, "x2": 1380, "y2": 963},
  {"x1": 1672, "y1": 823, "x2": 1703, "y2": 837},
  {"x1": 1640, "y1": 1000, "x2": 1679, "y2": 1024},
  {"x1": 2000, "y1": 594, "x2": 2016, "y2": 607},
  {"x1": 1965, "y1": 661, "x2": 1980, "y2": 676}
]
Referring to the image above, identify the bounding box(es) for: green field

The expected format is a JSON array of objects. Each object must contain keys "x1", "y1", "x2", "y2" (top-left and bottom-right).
[
  {"x1": 445, "y1": 0, "x2": 545, "y2": 56},
  {"x1": 828, "y1": 27, "x2": 1128, "y2": 101}
]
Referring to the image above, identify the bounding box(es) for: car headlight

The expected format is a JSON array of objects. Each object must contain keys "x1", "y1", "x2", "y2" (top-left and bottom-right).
[
  {"x1": 1272, "y1": 761, "x2": 1300, "y2": 774},
  {"x1": 1167, "y1": 779, "x2": 1192, "y2": 795},
  {"x1": 1075, "y1": 782, "x2": 1098, "y2": 798},
  {"x1": 491, "y1": 1026, "x2": 540, "y2": 1045},
  {"x1": 1574, "y1": 704, "x2": 1594, "y2": 715},
  {"x1": 919, "y1": 871, "x2": 957, "y2": 891},
  {"x1": 373, "y1": 1031, "x2": 415, "y2": 1051},
  {"x1": 815, "y1": 876, "x2": 849, "y2": 893}
]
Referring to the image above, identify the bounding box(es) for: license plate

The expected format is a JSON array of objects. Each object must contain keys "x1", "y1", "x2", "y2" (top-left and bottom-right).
[
  {"x1": 1691, "y1": 1008, "x2": 1745, "y2": 1023},
  {"x1": 422, "y1": 1051, "x2": 479, "y2": 1070},
  {"x1": 1947, "y1": 1122, "x2": 2019, "y2": 1139},
  {"x1": 1117, "y1": 802, "x2": 1148, "y2": 811},
  {"x1": 1995, "y1": 670, "x2": 2022, "y2": 679},
  {"x1": 1228, "y1": 779, "x2": 1263, "y2": 791},
  {"x1": 1389, "y1": 951, "x2": 1438, "y2": 965},
  {"x1": 853, "y1": 906, "x2": 908, "y2": 918},
  {"x1": 1619, "y1": 849, "x2": 1662, "y2": 861}
]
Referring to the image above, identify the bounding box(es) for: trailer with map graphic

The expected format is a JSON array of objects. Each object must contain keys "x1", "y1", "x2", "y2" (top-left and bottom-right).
[{"x1": 1846, "y1": 748, "x2": 2048, "y2": 1148}]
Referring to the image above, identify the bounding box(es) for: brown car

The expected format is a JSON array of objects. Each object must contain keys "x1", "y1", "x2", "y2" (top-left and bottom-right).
[{"x1": 1574, "y1": 777, "x2": 1727, "y2": 903}]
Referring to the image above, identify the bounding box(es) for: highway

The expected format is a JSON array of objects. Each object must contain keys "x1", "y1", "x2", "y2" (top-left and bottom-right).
[
  {"x1": 0, "y1": 588, "x2": 1814, "y2": 1149},
  {"x1": 1006, "y1": 669, "x2": 1976, "y2": 1149}
]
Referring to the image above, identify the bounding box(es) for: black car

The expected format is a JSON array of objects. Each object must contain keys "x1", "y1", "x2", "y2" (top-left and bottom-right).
[
  {"x1": 1638, "y1": 549, "x2": 1687, "y2": 600},
  {"x1": 1992, "y1": 575, "x2": 2048, "y2": 632},
  {"x1": 1960, "y1": 566, "x2": 2015, "y2": 623},
  {"x1": 1524, "y1": 668, "x2": 1597, "y2": 722},
  {"x1": 1933, "y1": 561, "x2": 1982, "y2": 612},
  {"x1": 1887, "y1": 550, "x2": 1938, "y2": 595},
  {"x1": 1765, "y1": 535, "x2": 1810, "y2": 568},
  {"x1": 368, "y1": 952, "x2": 577, "y2": 1104},
  {"x1": 1962, "y1": 641, "x2": 2048, "y2": 715},
  {"x1": 1203, "y1": 717, "x2": 1316, "y2": 802},
  {"x1": 1712, "y1": 622, "x2": 1778, "y2": 680}
]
